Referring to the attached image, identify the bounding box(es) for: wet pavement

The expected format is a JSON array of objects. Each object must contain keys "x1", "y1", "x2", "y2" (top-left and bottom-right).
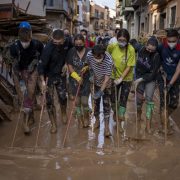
[{"x1": 0, "y1": 91, "x2": 180, "y2": 180}]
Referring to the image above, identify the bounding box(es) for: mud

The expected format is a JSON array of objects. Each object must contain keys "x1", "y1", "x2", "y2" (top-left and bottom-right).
[{"x1": 0, "y1": 91, "x2": 180, "y2": 180}]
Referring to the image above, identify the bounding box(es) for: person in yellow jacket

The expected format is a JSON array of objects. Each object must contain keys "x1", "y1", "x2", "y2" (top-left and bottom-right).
[{"x1": 107, "y1": 28, "x2": 136, "y2": 135}]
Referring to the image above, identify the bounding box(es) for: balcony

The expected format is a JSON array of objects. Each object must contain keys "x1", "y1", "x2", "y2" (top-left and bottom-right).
[
  {"x1": 90, "y1": 13, "x2": 99, "y2": 19},
  {"x1": 131, "y1": 0, "x2": 147, "y2": 9},
  {"x1": 121, "y1": 0, "x2": 134, "y2": 16},
  {"x1": 148, "y1": 0, "x2": 167, "y2": 5}
]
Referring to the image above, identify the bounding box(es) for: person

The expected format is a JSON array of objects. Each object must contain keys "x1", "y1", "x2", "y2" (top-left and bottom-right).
[
  {"x1": 107, "y1": 28, "x2": 136, "y2": 135},
  {"x1": 108, "y1": 28, "x2": 120, "y2": 45},
  {"x1": 158, "y1": 29, "x2": 180, "y2": 134},
  {"x1": 38, "y1": 29, "x2": 70, "y2": 134},
  {"x1": 10, "y1": 21, "x2": 44, "y2": 134},
  {"x1": 87, "y1": 45, "x2": 113, "y2": 137},
  {"x1": 134, "y1": 37, "x2": 161, "y2": 135},
  {"x1": 89, "y1": 32, "x2": 96, "y2": 48},
  {"x1": 67, "y1": 34, "x2": 91, "y2": 128},
  {"x1": 80, "y1": 29, "x2": 90, "y2": 48},
  {"x1": 64, "y1": 28, "x2": 73, "y2": 49}
]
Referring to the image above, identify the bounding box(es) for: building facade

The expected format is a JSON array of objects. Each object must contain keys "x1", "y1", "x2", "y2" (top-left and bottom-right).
[
  {"x1": 46, "y1": 0, "x2": 77, "y2": 33},
  {"x1": 116, "y1": 0, "x2": 180, "y2": 39},
  {"x1": 90, "y1": 1, "x2": 116, "y2": 35}
]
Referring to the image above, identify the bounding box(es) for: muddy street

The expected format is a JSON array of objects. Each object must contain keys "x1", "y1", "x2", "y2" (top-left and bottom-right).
[{"x1": 0, "y1": 91, "x2": 180, "y2": 180}]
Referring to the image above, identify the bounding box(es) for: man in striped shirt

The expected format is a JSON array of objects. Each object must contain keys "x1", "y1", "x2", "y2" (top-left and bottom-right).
[{"x1": 87, "y1": 45, "x2": 113, "y2": 137}]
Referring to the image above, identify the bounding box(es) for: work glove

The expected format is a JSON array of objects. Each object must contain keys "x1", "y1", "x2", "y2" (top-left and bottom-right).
[
  {"x1": 93, "y1": 90, "x2": 104, "y2": 100},
  {"x1": 134, "y1": 78, "x2": 144, "y2": 86},
  {"x1": 81, "y1": 65, "x2": 89, "y2": 75},
  {"x1": 114, "y1": 77, "x2": 123, "y2": 85},
  {"x1": 61, "y1": 64, "x2": 67, "y2": 76},
  {"x1": 71, "y1": 71, "x2": 82, "y2": 84}
]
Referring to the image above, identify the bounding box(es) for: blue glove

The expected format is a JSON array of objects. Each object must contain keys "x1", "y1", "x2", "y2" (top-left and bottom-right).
[{"x1": 93, "y1": 90, "x2": 104, "y2": 100}]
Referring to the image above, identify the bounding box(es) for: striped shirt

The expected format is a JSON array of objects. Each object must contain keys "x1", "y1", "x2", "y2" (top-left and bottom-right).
[{"x1": 87, "y1": 51, "x2": 113, "y2": 87}]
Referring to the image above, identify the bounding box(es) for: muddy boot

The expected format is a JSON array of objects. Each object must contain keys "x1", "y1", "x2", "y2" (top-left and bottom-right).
[
  {"x1": 61, "y1": 105, "x2": 67, "y2": 125},
  {"x1": 23, "y1": 112, "x2": 31, "y2": 135},
  {"x1": 94, "y1": 116, "x2": 100, "y2": 129},
  {"x1": 48, "y1": 106, "x2": 57, "y2": 134},
  {"x1": 118, "y1": 106, "x2": 126, "y2": 134},
  {"x1": 76, "y1": 107, "x2": 84, "y2": 128},
  {"x1": 83, "y1": 110, "x2": 90, "y2": 128},
  {"x1": 29, "y1": 112, "x2": 35, "y2": 126},
  {"x1": 104, "y1": 118, "x2": 111, "y2": 137},
  {"x1": 136, "y1": 109, "x2": 142, "y2": 136},
  {"x1": 77, "y1": 115, "x2": 84, "y2": 128},
  {"x1": 146, "y1": 102, "x2": 154, "y2": 134}
]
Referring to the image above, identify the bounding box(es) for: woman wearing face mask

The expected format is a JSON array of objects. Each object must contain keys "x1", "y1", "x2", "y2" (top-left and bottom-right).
[
  {"x1": 86, "y1": 45, "x2": 113, "y2": 137},
  {"x1": 107, "y1": 28, "x2": 136, "y2": 135},
  {"x1": 134, "y1": 37, "x2": 161, "y2": 135},
  {"x1": 67, "y1": 34, "x2": 91, "y2": 128}
]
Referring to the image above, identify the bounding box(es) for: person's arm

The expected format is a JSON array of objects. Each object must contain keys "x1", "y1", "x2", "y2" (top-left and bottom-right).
[
  {"x1": 142, "y1": 53, "x2": 161, "y2": 82},
  {"x1": 169, "y1": 60, "x2": 180, "y2": 85},
  {"x1": 10, "y1": 43, "x2": 20, "y2": 72},
  {"x1": 38, "y1": 44, "x2": 51, "y2": 79},
  {"x1": 100, "y1": 75, "x2": 110, "y2": 91}
]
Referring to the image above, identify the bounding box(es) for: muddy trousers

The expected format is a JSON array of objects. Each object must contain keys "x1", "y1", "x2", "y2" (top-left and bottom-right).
[
  {"x1": 94, "y1": 86, "x2": 111, "y2": 136},
  {"x1": 75, "y1": 96, "x2": 90, "y2": 128},
  {"x1": 157, "y1": 73, "x2": 179, "y2": 113},
  {"x1": 159, "y1": 79, "x2": 179, "y2": 134},
  {"x1": 136, "y1": 81, "x2": 156, "y2": 133},
  {"x1": 111, "y1": 82, "x2": 132, "y2": 120},
  {"x1": 46, "y1": 77, "x2": 67, "y2": 132},
  {"x1": 13, "y1": 70, "x2": 38, "y2": 110}
]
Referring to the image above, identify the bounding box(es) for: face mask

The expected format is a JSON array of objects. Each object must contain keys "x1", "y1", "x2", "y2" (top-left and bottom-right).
[
  {"x1": 21, "y1": 41, "x2": 30, "y2": 49},
  {"x1": 118, "y1": 42, "x2": 127, "y2": 48},
  {"x1": 94, "y1": 57, "x2": 103, "y2": 63},
  {"x1": 168, "y1": 42, "x2": 177, "y2": 49},
  {"x1": 83, "y1": 35, "x2": 86, "y2": 40},
  {"x1": 75, "y1": 45, "x2": 84, "y2": 52}
]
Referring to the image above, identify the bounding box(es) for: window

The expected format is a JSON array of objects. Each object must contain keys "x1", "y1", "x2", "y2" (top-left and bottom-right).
[
  {"x1": 170, "y1": 6, "x2": 176, "y2": 27},
  {"x1": 154, "y1": 15, "x2": 157, "y2": 31},
  {"x1": 159, "y1": 13, "x2": 166, "y2": 29},
  {"x1": 100, "y1": 12, "x2": 104, "y2": 19},
  {"x1": 77, "y1": 5, "x2": 79, "y2": 15},
  {"x1": 95, "y1": 10, "x2": 99, "y2": 18},
  {"x1": 48, "y1": 0, "x2": 54, "y2": 6}
]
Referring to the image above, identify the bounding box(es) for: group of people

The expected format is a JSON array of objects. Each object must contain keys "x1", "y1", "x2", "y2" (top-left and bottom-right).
[{"x1": 9, "y1": 21, "x2": 179, "y2": 139}]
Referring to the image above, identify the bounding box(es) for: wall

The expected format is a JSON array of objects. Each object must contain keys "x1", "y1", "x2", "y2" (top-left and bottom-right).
[{"x1": 0, "y1": 0, "x2": 46, "y2": 17}]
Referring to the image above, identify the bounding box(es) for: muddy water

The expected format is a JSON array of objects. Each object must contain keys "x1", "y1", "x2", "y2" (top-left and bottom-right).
[{"x1": 0, "y1": 92, "x2": 180, "y2": 180}]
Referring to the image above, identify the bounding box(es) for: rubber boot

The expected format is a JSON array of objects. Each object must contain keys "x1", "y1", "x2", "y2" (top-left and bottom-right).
[
  {"x1": 118, "y1": 106, "x2": 126, "y2": 134},
  {"x1": 104, "y1": 117, "x2": 111, "y2": 137},
  {"x1": 76, "y1": 107, "x2": 84, "y2": 128},
  {"x1": 83, "y1": 110, "x2": 90, "y2": 128},
  {"x1": 29, "y1": 112, "x2": 35, "y2": 126},
  {"x1": 146, "y1": 102, "x2": 154, "y2": 134},
  {"x1": 137, "y1": 109, "x2": 143, "y2": 136},
  {"x1": 61, "y1": 105, "x2": 67, "y2": 125},
  {"x1": 48, "y1": 106, "x2": 57, "y2": 134},
  {"x1": 23, "y1": 112, "x2": 30, "y2": 134}
]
